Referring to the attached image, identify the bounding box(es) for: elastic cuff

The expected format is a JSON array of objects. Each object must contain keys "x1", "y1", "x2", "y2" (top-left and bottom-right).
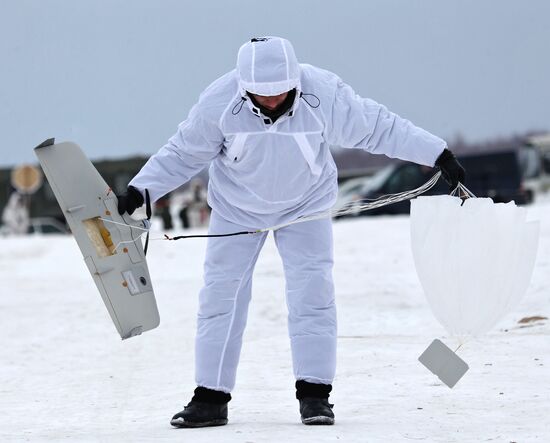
[
  {"x1": 127, "y1": 185, "x2": 145, "y2": 206},
  {"x1": 295, "y1": 380, "x2": 332, "y2": 400},
  {"x1": 435, "y1": 148, "x2": 454, "y2": 167},
  {"x1": 192, "y1": 386, "x2": 231, "y2": 404}
]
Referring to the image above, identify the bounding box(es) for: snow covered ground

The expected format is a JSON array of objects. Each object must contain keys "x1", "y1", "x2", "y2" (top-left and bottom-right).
[{"x1": 1, "y1": 200, "x2": 549, "y2": 443}]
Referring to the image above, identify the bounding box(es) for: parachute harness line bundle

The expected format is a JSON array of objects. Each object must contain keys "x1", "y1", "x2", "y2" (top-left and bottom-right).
[
  {"x1": 264, "y1": 171, "x2": 443, "y2": 232},
  {"x1": 100, "y1": 171, "x2": 444, "y2": 246}
]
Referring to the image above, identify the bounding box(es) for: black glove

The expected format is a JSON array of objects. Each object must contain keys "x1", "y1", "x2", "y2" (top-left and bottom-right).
[
  {"x1": 117, "y1": 186, "x2": 144, "y2": 215},
  {"x1": 435, "y1": 148, "x2": 466, "y2": 191}
]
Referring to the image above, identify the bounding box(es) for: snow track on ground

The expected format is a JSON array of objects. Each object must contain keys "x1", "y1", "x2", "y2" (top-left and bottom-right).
[{"x1": 1, "y1": 202, "x2": 549, "y2": 442}]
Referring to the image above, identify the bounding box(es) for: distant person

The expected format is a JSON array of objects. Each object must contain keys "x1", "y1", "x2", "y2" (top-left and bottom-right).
[
  {"x1": 178, "y1": 178, "x2": 209, "y2": 229},
  {"x1": 1, "y1": 191, "x2": 30, "y2": 235},
  {"x1": 154, "y1": 194, "x2": 173, "y2": 230},
  {"x1": 117, "y1": 36, "x2": 465, "y2": 427}
]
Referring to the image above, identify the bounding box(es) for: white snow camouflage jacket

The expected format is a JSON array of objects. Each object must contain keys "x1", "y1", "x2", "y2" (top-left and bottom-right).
[{"x1": 129, "y1": 37, "x2": 446, "y2": 228}]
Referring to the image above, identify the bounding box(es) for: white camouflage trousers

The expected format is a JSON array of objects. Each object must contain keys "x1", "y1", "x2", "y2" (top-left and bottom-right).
[{"x1": 195, "y1": 211, "x2": 337, "y2": 392}]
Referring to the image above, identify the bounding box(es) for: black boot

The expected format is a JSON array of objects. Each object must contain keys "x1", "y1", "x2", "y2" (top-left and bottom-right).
[
  {"x1": 296, "y1": 380, "x2": 335, "y2": 425},
  {"x1": 170, "y1": 387, "x2": 231, "y2": 428}
]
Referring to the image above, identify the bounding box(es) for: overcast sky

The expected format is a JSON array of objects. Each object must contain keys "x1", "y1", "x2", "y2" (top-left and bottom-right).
[{"x1": 0, "y1": 0, "x2": 549, "y2": 167}]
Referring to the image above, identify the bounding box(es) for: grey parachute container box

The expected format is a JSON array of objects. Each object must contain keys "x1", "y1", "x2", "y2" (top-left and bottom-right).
[
  {"x1": 34, "y1": 139, "x2": 160, "y2": 339},
  {"x1": 418, "y1": 339, "x2": 469, "y2": 388}
]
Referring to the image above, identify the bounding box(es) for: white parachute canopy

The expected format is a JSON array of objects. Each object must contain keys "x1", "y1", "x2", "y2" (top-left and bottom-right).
[{"x1": 410, "y1": 194, "x2": 539, "y2": 339}]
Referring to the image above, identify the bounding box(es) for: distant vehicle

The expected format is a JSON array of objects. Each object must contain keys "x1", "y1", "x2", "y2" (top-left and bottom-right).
[
  {"x1": 28, "y1": 217, "x2": 70, "y2": 234},
  {"x1": 458, "y1": 150, "x2": 531, "y2": 204},
  {"x1": 521, "y1": 134, "x2": 550, "y2": 196},
  {"x1": 334, "y1": 175, "x2": 375, "y2": 214},
  {"x1": 518, "y1": 144, "x2": 542, "y2": 201},
  {"x1": 336, "y1": 150, "x2": 531, "y2": 217}
]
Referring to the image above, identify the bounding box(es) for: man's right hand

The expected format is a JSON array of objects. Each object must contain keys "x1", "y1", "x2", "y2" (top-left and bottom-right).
[{"x1": 117, "y1": 186, "x2": 144, "y2": 215}]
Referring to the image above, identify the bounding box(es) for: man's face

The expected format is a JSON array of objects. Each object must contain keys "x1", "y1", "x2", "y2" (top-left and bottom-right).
[{"x1": 249, "y1": 91, "x2": 289, "y2": 111}]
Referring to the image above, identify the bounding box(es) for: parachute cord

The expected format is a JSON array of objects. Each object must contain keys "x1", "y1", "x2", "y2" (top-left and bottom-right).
[
  {"x1": 97, "y1": 217, "x2": 151, "y2": 252},
  {"x1": 164, "y1": 230, "x2": 261, "y2": 241},
  {"x1": 453, "y1": 334, "x2": 474, "y2": 354},
  {"x1": 98, "y1": 216, "x2": 259, "y2": 246},
  {"x1": 98, "y1": 171, "x2": 446, "y2": 247},
  {"x1": 161, "y1": 171, "x2": 444, "y2": 238},
  {"x1": 99, "y1": 217, "x2": 149, "y2": 232},
  {"x1": 262, "y1": 171, "x2": 443, "y2": 232},
  {"x1": 451, "y1": 182, "x2": 476, "y2": 199},
  {"x1": 113, "y1": 233, "x2": 145, "y2": 252}
]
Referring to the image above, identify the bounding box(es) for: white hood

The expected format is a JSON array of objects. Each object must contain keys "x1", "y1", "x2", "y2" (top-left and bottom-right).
[{"x1": 237, "y1": 36, "x2": 301, "y2": 96}]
